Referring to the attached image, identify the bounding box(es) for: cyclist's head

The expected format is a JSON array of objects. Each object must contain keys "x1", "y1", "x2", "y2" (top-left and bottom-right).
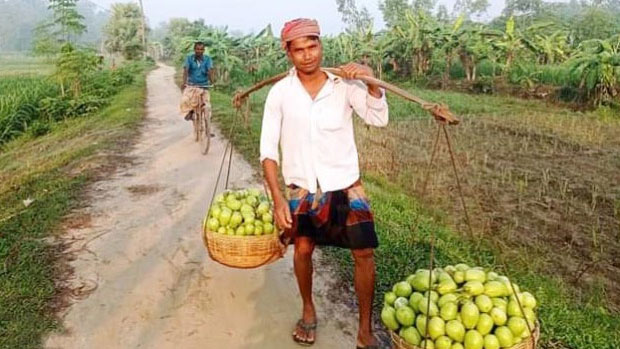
[{"x1": 194, "y1": 41, "x2": 205, "y2": 56}]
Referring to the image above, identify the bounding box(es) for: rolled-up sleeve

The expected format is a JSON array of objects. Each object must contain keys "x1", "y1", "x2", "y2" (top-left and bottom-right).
[
  {"x1": 348, "y1": 80, "x2": 389, "y2": 127},
  {"x1": 259, "y1": 86, "x2": 282, "y2": 164}
]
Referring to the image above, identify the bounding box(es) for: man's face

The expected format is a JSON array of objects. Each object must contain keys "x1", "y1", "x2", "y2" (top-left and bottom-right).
[
  {"x1": 194, "y1": 45, "x2": 205, "y2": 58},
  {"x1": 287, "y1": 36, "x2": 322, "y2": 74}
]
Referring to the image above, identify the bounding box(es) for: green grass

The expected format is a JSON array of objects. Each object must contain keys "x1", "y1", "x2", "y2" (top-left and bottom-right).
[
  {"x1": 0, "y1": 66, "x2": 149, "y2": 349},
  {"x1": 208, "y1": 84, "x2": 620, "y2": 349},
  {"x1": 325, "y1": 177, "x2": 620, "y2": 349}
]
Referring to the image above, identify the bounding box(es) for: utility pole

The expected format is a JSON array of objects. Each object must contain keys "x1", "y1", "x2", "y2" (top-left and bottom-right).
[{"x1": 137, "y1": 0, "x2": 147, "y2": 56}]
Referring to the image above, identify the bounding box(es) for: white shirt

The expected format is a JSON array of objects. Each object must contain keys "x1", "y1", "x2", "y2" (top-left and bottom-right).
[{"x1": 260, "y1": 69, "x2": 389, "y2": 194}]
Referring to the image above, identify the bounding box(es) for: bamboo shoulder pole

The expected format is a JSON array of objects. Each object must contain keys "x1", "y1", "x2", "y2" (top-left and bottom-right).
[{"x1": 232, "y1": 68, "x2": 459, "y2": 125}]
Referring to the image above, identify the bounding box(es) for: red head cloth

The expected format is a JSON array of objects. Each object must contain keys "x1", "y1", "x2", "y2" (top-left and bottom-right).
[{"x1": 280, "y1": 18, "x2": 321, "y2": 49}]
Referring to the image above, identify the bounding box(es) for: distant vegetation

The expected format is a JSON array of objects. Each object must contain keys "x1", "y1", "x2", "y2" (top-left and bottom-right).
[
  {"x1": 0, "y1": 0, "x2": 150, "y2": 146},
  {"x1": 155, "y1": 0, "x2": 620, "y2": 108},
  {"x1": 0, "y1": 0, "x2": 108, "y2": 52}
]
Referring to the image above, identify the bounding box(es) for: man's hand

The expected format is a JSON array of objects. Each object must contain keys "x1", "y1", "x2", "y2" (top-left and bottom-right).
[
  {"x1": 262, "y1": 159, "x2": 291, "y2": 231},
  {"x1": 273, "y1": 194, "x2": 292, "y2": 231},
  {"x1": 339, "y1": 62, "x2": 374, "y2": 79},
  {"x1": 339, "y1": 62, "x2": 382, "y2": 98}
]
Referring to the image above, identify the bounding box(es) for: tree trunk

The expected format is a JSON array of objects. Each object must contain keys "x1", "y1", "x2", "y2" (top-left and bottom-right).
[
  {"x1": 505, "y1": 51, "x2": 513, "y2": 75},
  {"x1": 459, "y1": 52, "x2": 473, "y2": 81},
  {"x1": 390, "y1": 58, "x2": 399, "y2": 73},
  {"x1": 443, "y1": 55, "x2": 453, "y2": 88},
  {"x1": 472, "y1": 63, "x2": 477, "y2": 82}
]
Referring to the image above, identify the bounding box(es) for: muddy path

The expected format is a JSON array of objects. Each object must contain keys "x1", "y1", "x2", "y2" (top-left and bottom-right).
[{"x1": 45, "y1": 64, "x2": 357, "y2": 349}]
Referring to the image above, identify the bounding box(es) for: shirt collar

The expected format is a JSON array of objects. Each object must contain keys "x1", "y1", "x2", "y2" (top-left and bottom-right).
[
  {"x1": 324, "y1": 69, "x2": 342, "y2": 84},
  {"x1": 288, "y1": 67, "x2": 341, "y2": 82},
  {"x1": 288, "y1": 67, "x2": 341, "y2": 87},
  {"x1": 288, "y1": 67, "x2": 336, "y2": 101}
]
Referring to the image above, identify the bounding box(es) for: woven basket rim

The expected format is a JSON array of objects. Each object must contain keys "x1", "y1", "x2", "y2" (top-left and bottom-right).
[{"x1": 203, "y1": 228, "x2": 286, "y2": 269}]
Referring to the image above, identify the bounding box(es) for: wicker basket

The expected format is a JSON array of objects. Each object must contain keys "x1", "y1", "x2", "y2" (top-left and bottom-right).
[
  {"x1": 389, "y1": 323, "x2": 539, "y2": 349},
  {"x1": 203, "y1": 228, "x2": 285, "y2": 269}
]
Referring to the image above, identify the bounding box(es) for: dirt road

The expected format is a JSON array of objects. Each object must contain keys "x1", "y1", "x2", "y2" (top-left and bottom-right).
[{"x1": 45, "y1": 64, "x2": 358, "y2": 349}]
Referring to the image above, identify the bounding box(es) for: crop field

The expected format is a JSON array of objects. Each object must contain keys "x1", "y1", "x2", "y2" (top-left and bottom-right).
[{"x1": 0, "y1": 54, "x2": 53, "y2": 76}]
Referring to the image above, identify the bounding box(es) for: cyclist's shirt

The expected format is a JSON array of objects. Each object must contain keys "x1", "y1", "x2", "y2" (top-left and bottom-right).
[{"x1": 184, "y1": 54, "x2": 212, "y2": 88}]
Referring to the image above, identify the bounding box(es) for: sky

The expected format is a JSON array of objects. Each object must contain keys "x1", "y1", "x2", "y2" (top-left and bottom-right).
[{"x1": 89, "y1": 0, "x2": 507, "y2": 35}]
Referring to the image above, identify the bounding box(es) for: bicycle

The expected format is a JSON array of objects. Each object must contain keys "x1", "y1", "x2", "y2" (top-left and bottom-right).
[{"x1": 189, "y1": 85, "x2": 212, "y2": 155}]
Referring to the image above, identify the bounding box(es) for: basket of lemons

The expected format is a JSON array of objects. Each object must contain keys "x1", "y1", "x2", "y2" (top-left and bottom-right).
[
  {"x1": 382, "y1": 264, "x2": 539, "y2": 349},
  {"x1": 203, "y1": 188, "x2": 284, "y2": 268}
]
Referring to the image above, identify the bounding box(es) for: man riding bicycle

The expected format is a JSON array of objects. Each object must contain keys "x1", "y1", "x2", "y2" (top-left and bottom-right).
[{"x1": 180, "y1": 41, "x2": 214, "y2": 122}]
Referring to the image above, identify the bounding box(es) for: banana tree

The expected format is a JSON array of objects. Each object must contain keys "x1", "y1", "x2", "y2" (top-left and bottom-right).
[
  {"x1": 393, "y1": 10, "x2": 438, "y2": 77},
  {"x1": 435, "y1": 15, "x2": 465, "y2": 85},
  {"x1": 457, "y1": 25, "x2": 491, "y2": 81},
  {"x1": 569, "y1": 35, "x2": 620, "y2": 106},
  {"x1": 525, "y1": 30, "x2": 570, "y2": 64},
  {"x1": 490, "y1": 16, "x2": 522, "y2": 74},
  {"x1": 347, "y1": 27, "x2": 390, "y2": 79}
]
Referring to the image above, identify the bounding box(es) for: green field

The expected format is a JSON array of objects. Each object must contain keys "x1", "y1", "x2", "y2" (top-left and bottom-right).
[{"x1": 0, "y1": 54, "x2": 53, "y2": 76}]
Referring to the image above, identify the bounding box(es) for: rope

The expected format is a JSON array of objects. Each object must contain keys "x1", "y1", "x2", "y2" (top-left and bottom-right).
[
  {"x1": 421, "y1": 124, "x2": 442, "y2": 196},
  {"x1": 207, "y1": 103, "x2": 240, "y2": 211},
  {"x1": 442, "y1": 124, "x2": 475, "y2": 241}
]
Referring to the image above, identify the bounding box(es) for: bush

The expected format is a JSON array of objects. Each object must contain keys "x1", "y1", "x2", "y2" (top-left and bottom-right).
[
  {"x1": 26, "y1": 120, "x2": 51, "y2": 137},
  {"x1": 471, "y1": 76, "x2": 495, "y2": 94}
]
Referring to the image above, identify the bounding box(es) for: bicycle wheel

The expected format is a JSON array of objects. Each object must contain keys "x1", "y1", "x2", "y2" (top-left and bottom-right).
[
  {"x1": 193, "y1": 108, "x2": 200, "y2": 142},
  {"x1": 200, "y1": 106, "x2": 211, "y2": 155}
]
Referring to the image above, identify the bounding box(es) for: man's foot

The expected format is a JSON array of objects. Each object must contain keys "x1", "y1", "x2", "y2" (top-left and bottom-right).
[
  {"x1": 292, "y1": 319, "x2": 317, "y2": 346},
  {"x1": 356, "y1": 332, "x2": 379, "y2": 349},
  {"x1": 184, "y1": 111, "x2": 194, "y2": 121},
  {"x1": 293, "y1": 305, "x2": 317, "y2": 346}
]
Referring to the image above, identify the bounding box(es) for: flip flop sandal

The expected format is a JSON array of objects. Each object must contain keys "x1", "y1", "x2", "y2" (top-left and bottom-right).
[{"x1": 292, "y1": 319, "x2": 317, "y2": 346}]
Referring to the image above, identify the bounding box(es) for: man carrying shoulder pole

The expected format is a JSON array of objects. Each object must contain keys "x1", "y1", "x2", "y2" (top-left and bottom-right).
[{"x1": 260, "y1": 18, "x2": 388, "y2": 348}]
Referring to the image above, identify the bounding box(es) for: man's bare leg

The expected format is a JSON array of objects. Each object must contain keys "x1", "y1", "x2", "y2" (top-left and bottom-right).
[
  {"x1": 293, "y1": 237, "x2": 317, "y2": 343},
  {"x1": 352, "y1": 248, "x2": 378, "y2": 347}
]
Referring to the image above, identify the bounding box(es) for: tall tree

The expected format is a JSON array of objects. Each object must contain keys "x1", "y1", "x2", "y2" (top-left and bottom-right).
[
  {"x1": 411, "y1": 0, "x2": 437, "y2": 12},
  {"x1": 453, "y1": 0, "x2": 490, "y2": 19},
  {"x1": 574, "y1": 7, "x2": 620, "y2": 42},
  {"x1": 436, "y1": 4, "x2": 451, "y2": 23},
  {"x1": 569, "y1": 35, "x2": 620, "y2": 106},
  {"x1": 48, "y1": 0, "x2": 86, "y2": 42},
  {"x1": 379, "y1": 0, "x2": 411, "y2": 27},
  {"x1": 103, "y1": 3, "x2": 144, "y2": 60},
  {"x1": 336, "y1": 0, "x2": 373, "y2": 32},
  {"x1": 503, "y1": 0, "x2": 543, "y2": 17}
]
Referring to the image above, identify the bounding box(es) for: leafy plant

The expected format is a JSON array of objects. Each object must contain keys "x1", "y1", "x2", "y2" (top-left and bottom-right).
[{"x1": 569, "y1": 35, "x2": 620, "y2": 106}]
